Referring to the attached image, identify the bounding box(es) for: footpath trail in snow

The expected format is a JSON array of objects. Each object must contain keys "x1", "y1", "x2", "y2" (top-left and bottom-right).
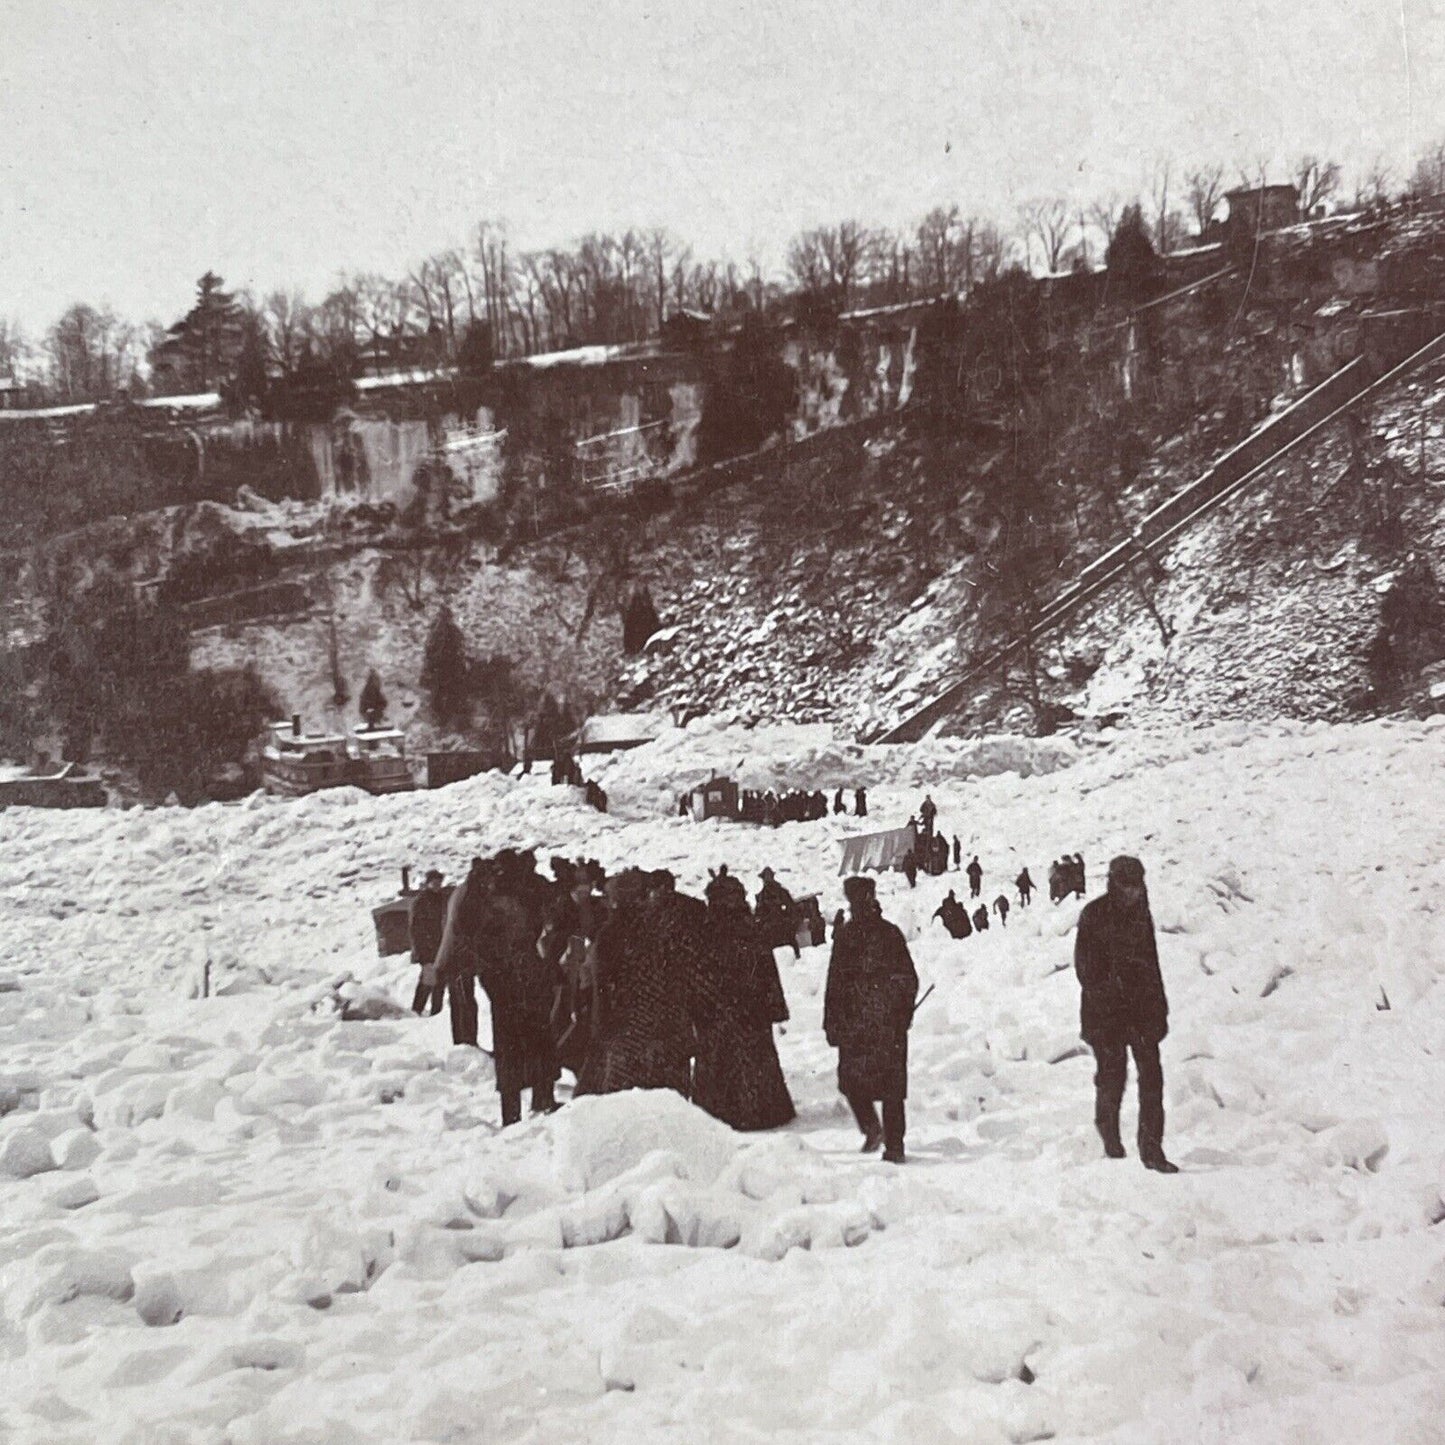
[{"x1": 3, "y1": 718, "x2": 1445, "y2": 1444}]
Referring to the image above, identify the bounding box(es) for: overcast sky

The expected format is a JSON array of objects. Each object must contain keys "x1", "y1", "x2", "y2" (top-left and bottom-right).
[{"x1": 2, "y1": 0, "x2": 1442, "y2": 335}]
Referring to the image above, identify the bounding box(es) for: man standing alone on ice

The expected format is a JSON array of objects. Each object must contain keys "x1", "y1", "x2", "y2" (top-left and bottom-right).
[
  {"x1": 1074, "y1": 855, "x2": 1177, "y2": 1173},
  {"x1": 824, "y1": 876, "x2": 919, "y2": 1164}
]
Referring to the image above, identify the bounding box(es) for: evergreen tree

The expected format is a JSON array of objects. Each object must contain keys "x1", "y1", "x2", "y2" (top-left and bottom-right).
[
  {"x1": 1105, "y1": 205, "x2": 1162, "y2": 303},
  {"x1": 421, "y1": 606, "x2": 470, "y2": 726},
  {"x1": 358, "y1": 669, "x2": 388, "y2": 728},
  {"x1": 151, "y1": 272, "x2": 246, "y2": 393}
]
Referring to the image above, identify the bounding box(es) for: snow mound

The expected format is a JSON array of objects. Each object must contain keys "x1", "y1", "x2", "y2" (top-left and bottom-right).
[
  {"x1": 551, "y1": 1090, "x2": 738, "y2": 1190},
  {"x1": 434, "y1": 1096, "x2": 881, "y2": 1268}
]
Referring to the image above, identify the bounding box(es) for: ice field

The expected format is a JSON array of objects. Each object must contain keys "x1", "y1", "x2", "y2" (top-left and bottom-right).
[{"x1": 3, "y1": 717, "x2": 1445, "y2": 1443}]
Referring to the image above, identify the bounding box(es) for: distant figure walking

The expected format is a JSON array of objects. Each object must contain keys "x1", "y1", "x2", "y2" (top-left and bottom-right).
[
  {"x1": 1072, "y1": 853, "x2": 1087, "y2": 898},
  {"x1": 902, "y1": 850, "x2": 918, "y2": 889},
  {"x1": 1074, "y1": 856, "x2": 1176, "y2": 1173},
  {"x1": 854, "y1": 787, "x2": 868, "y2": 818},
  {"x1": 966, "y1": 855, "x2": 983, "y2": 899},
  {"x1": 952, "y1": 837, "x2": 962, "y2": 870},
  {"x1": 755, "y1": 868, "x2": 801, "y2": 960},
  {"x1": 825, "y1": 876, "x2": 919, "y2": 1164},
  {"x1": 1016, "y1": 868, "x2": 1035, "y2": 907},
  {"x1": 833, "y1": 788, "x2": 847, "y2": 815},
  {"x1": 993, "y1": 894, "x2": 1010, "y2": 927},
  {"x1": 933, "y1": 889, "x2": 972, "y2": 940}
]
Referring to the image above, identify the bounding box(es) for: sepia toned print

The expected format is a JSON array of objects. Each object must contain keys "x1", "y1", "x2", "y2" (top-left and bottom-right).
[{"x1": 2, "y1": 2, "x2": 1444, "y2": 1440}]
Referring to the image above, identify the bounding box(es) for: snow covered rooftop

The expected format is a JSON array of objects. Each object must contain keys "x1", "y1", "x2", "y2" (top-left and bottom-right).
[{"x1": 574, "y1": 713, "x2": 662, "y2": 750}]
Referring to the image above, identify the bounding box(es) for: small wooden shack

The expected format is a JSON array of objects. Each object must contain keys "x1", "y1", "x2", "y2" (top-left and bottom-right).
[{"x1": 688, "y1": 775, "x2": 739, "y2": 821}]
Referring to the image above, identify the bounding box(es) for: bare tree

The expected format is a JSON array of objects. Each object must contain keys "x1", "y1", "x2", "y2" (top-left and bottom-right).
[
  {"x1": 1020, "y1": 198, "x2": 1072, "y2": 272},
  {"x1": 1411, "y1": 137, "x2": 1445, "y2": 197},
  {"x1": 744, "y1": 245, "x2": 768, "y2": 311},
  {"x1": 311, "y1": 281, "x2": 363, "y2": 372},
  {"x1": 1185, "y1": 164, "x2": 1226, "y2": 235},
  {"x1": 472, "y1": 221, "x2": 514, "y2": 355},
  {"x1": 410, "y1": 251, "x2": 468, "y2": 357},
  {"x1": 973, "y1": 220, "x2": 1012, "y2": 282},
  {"x1": 45, "y1": 303, "x2": 142, "y2": 401},
  {"x1": 916, "y1": 205, "x2": 979, "y2": 296},
  {"x1": 1353, "y1": 156, "x2": 1395, "y2": 209},
  {"x1": 263, "y1": 289, "x2": 310, "y2": 376},
  {"x1": 511, "y1": 253, "x2": 546, "y2": 353},
  {"x1": 787, "y1": 220, "x2": 877, "y2": 305},
  {"x1": 645, "y1": 227, "x2": 676, "y2": 326},
  {"x1": 0, "y1": 317, "x2": 30, "y2": 381},
  {"x1": 1089, "y1": 195, "x2": 1125, "y2": 244},
  {"x1": 354, "y1": 272, "x2": 414, "y2": 358},
  {"x1": 1147, "y1": 160, "x2": 1187, "y2": 253},
  {"x1": 1294, "y1": 155, "x2": 1342, "y2": 214}
]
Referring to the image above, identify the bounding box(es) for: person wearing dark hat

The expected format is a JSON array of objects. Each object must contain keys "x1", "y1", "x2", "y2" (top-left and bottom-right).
[
  {"x1": 824, "y1": 875, "x2": 919, "y2": 1164},
  {"x1": 755, "y1": 868, "x2": 800, "y2": 959},
  {"x1": 692, "y1": 870, "x2": 794, "y2": 1131},
  {"x1": 918, "y1": 794, "x2": 937, "y2": 839},
  {"x1": 409, "y1": 869, "x2": 449, "y2": 1016},
  {"x1": 439, "y1": 856, "x2": 562, "y2": 1125},
  {"x1": 1074, "y1": 855, "x2": 1176, "y2": 1173}
]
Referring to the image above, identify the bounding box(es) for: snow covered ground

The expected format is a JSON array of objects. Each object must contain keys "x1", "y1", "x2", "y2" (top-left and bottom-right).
[{"x1": 3, "y1": 717, "x2": 1445, "y2": 1443}]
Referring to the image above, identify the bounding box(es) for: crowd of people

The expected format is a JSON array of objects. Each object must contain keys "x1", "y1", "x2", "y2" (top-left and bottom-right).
[
  {"x1": 680, "y1": 785, "x2": 870, "y2": 827},
  {"x1": 1049, "y1": 854, "x2": 1087, "y2": 902},
  {"x1": 403, "y1": 836, "x2": 1177, "y2": 1172}
]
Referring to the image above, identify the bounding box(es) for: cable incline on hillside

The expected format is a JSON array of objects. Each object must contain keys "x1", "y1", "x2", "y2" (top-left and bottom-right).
[{"x1": 872, "y1": 323, "x2": 1445, "y2": 744}]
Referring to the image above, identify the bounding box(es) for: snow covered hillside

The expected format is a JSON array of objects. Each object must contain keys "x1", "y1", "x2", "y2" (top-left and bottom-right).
[{"x1": 3, "y1": 717, "x2": 1445, "y2": 1443}]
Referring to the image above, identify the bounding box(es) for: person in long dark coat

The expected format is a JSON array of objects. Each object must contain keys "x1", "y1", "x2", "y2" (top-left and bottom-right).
[
  {"x1": 692, "y1": 874, "x2": 795, "y2": 1131},
  {"x1": 409, "y1": 869, "x2": 449, "y2": 1016},
  {"x1": 755, "y1": 868, "x2": 800, "y2": 959},
  {"x1": 1074, "y1": 855, "x2": 1176, "y2": 1173},
  {"x1": 933, "y1": 889, "x2": 971, "y2": 940},
  {"x1": 953, "y1": 838, "x2": 962, "y2": 870},
  {"x1": 833, "y1": 788, "x2": 847, "y2": 815},
  {"x1": 854, "y1": 787, "x2": 867, "y2": 818},
  {"x1": 824, "y1": 876, "x2": 918, "y2": 1163},
  {"x1": 918, "y1": 795, "x2": 937, "y2": 839},
  {"x1": 1049, "y1": 859, "x2": 1066, "y2": 904},
  {"x1": 436, "y1": 859, "x2": 562, "y2": 1123},
  {"x1": 575, "y1": 870, "x2": 697, "y2": 1099},
  {"x1": 972, "y1": 904, "x2": 989, "y2": 932},
  {"x1": 993, "y1": 894, "x2": 1010, "y2": 927},
  {"x1": 966, "y1": 855, "x2": 983, "y2": 898}
]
